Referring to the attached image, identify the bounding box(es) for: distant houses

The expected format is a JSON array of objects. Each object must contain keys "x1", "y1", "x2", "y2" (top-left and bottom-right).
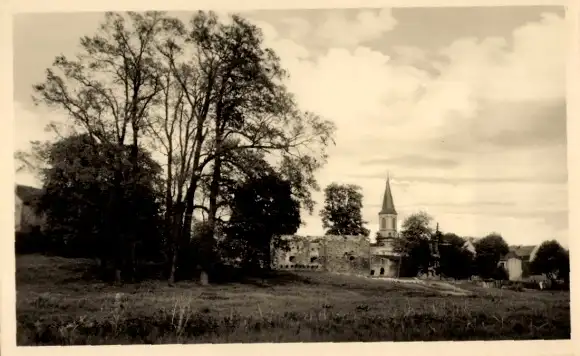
[
  {"x1": 462, "y1": 237, "x2": 478, "y2": 254},
  {"x1": 461, "y1": 236, "x2": 541, "y2": 281},
  {"x1": 498, "y1": 245, "x2": 540, "y2": 281}
]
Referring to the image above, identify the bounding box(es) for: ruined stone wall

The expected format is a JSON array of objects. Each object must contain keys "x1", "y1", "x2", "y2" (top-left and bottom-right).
[
  {"x1": 272, "y1": 235, "x2": 371, "y2": 275},
  {"x1": 319, "y1": 235, "x2": 370, "y2": 275},
  {"x1": 272, "y1": 236, "x2": 323, "y2": 271}
]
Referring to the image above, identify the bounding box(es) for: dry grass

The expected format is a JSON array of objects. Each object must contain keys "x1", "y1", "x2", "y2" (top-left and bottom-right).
[{"x1": 16, "y1": 254, "x2": 570, "y2": 344}]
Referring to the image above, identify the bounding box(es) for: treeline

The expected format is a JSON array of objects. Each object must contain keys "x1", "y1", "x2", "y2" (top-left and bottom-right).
[
  {"x1": 318, "y1": 183, "x2": 569, "y2": 285},
  {"x1": 15, "y1": 11, "x2": 335, "y2": 284}
]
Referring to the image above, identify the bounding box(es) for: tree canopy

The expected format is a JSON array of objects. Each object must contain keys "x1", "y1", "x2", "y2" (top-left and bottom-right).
[
  {"x1": 530, "y1": 240, "x2": 569, "y2": 282},
  {"x1": 223, "y1": 173, "x2": 301, "y2": 271},
  {"x1": 319, "y1": 183, "x2": 370, "y2": 236},
  {"x1": 36, "y1": 133, "x2": 163, "y2": 279},
  {"x1": 474, "y1": 233, "x2": 509, "y2": 279},
  {"x1": 438, "y1": 232, "x2": 474, "y2": 279},
  {"x1": 396, "y1": 212, "x2": 435, "y2": 277}
]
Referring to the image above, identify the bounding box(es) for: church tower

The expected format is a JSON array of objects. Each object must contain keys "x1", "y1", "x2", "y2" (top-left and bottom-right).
[{"x1": 378, "y1": 175, "x2": 397, "y2": 240}]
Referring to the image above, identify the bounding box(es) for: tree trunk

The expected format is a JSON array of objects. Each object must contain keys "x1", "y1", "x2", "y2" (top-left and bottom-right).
[
  {"x1": 181, "y1": 123, "x2": 206, "y2": 243},
  {"x1": 110, "y1": 169, "x2": 124, "y2": 285},
  {"x1": 168, "y1": 241, "x2": 178, "y2": 285},
  {"x1": 168, "y1": 202, "x2": 184, "y2": 284}
]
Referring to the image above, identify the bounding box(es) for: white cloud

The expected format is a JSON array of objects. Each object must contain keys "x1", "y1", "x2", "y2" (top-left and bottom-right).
[
  {"x1": 252, "y1": 10, "x2": 567, "y2": 245},
  {"x1": 315, "y1": 8, "x2": 398, "y2": 47}
]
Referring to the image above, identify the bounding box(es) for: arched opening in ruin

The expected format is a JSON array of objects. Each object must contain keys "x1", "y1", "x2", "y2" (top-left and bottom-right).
[
  {"x1": 310, "y1": 256, "x2": 318, "y2": 263},
  {"x1": 370, "y1": 270, "x2": 375, "y2": 276},
  {"x1": 289, "y1": 256, "x2": 296, "y2": 262},
  {"x1": 349, "y1": 256, "x2": 355, "y2": 261},
  {"x1": 380, "y1": 268, "x2": 385, "y2": 275}
]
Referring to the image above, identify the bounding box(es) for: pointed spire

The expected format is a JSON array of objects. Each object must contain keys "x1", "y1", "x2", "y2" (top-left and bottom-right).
[{"x1": 380, "y1": 175, "x2": 397, "y2": 215}]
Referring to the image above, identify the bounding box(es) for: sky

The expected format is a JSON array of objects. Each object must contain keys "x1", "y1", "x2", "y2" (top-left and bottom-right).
[{"x1": 13, "y1": 6, "x2": 568, "y2": 247}]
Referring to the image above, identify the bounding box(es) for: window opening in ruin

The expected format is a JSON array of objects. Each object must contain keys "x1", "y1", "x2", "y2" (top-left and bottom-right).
[
  {"x1": 380, "y1": 267, "x2": 385, "y2": 275},
  {"x1": 289, "y1": 256, "x2": 296, "y2": 262},
  {"x1": 370, "y1": 270, "x2": 375, "y2": 276},
  {"x1": 310, "y1": 256, "x2": 318, "y2": 263},
  {"x1": 285, "y1": 265, "x2": 289, "y2": 269},
  {"x1": 349, "y1": 256, "x2": 355, "y2": 261}
]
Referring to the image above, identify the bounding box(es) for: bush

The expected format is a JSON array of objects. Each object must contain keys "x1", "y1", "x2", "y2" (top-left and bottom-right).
[{"x1": 15, "y1": 229, "x2": 50, "y2": 255}]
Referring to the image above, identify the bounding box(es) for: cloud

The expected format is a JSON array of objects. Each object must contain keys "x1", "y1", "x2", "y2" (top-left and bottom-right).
[
  {"x1": 267, "y1": 11, "x2": 566, "y2": 162},
  {"x1": 262, "y1": 8, "x2": 398, "y2": 50},
  {"x1": 392, "y1": 175, "x2": 566, "y2": 185},
  {"x1": 314, "y1": 8, "x2": 398, "y2": 47},
  {"x1": 250, "y1": 9, "x2": 567, "y2": 246},
  {"x1": 359, "y1": 155, "x2": 460, "y2": 169}
]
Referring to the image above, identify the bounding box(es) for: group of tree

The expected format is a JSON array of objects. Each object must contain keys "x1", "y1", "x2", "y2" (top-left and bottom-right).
[
  {"x1": 391, "y1": 212, "x2": 569, "y2": 284},
  {"x1": 16, "y1": 11, "x2": 335, "y2": 284}
]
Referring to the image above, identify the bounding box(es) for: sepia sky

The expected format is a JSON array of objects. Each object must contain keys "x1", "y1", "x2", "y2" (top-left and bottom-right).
[{"x1": 13, "y1": 6, "x2": 568, "y2": 246}]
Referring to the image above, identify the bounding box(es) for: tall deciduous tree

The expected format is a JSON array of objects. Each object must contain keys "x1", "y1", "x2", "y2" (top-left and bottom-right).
[
  {"x1": 319, "y1": 183, "x2": 370, "y2": 236},
  {"x1": 474, "y1": 232, "x2": 509, "y2": 279},
  {"x1": 438, "y1": 232, "x2": 474, "y2": 279},
  {"x1": 530, "y1": 240, "x2": 569, "y2": 283},
  {"x1": 396, "y1": 211, "x2": 434, "y2": 276},
  {"x1": 158, "y1": 11, "x2": 334, "y2": 282},
  {"x1": 223, "y1": 173, "x2": 301, "y2": 272}
]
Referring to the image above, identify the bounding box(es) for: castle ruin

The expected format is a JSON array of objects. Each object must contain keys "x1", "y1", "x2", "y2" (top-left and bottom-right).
[{"x1": 271, "y1": 177, "x2": 402, "y2": 277}]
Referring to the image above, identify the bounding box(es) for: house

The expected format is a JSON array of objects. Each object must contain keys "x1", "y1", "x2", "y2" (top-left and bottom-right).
[
  {"x1": 498, "y1": 245, "x2": 539, "y2": 281},
  {"x1": 462, "y1": 237, "x2": 478, "y2": 254},
  {"x1": 15, "y1": 184, "x2": 45, "y2": 235}
]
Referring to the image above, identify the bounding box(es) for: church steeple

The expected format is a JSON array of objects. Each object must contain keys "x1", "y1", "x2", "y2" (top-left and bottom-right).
[
  {"x1": 380, "y1": 175, "x2": 397, "y2": 215},
  {"x1": 378, "y1": 175, "x2": 398, "y2": 239}
]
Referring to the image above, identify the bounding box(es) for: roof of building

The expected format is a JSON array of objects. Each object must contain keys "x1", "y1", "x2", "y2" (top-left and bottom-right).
[
  {"x1": 15, "y1": 184, "x2": 43, "y2": 204},
  {"x1": 379, "y1": 177, "x2": 397, "y2": 215},
  {"x1": 501, "y1": 245, "x2": 536, "y2": 260}
]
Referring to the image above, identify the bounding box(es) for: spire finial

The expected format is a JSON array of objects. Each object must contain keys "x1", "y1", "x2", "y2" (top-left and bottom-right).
[{"x1": 380, "y1": 171, "x2": 397, "y2": 215}]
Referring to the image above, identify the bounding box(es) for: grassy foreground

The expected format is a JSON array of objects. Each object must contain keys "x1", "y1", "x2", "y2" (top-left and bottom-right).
[{"x1": 16, "y1": 254, "x2": 570, "y2": 344}]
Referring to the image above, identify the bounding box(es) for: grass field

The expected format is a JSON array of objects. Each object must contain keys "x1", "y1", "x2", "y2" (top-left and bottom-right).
[{"x1": 16, "y1": 254, "x2": 570, "y2": 344}]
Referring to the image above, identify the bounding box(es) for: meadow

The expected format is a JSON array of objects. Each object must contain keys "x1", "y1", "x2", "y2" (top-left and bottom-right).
[{"x1": 16, "y1": 254, "x2": 570, "y2": 344}]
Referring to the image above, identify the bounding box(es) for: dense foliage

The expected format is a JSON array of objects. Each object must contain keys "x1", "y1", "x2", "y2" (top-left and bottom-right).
[
  {"x1": 222, "y1": 173, "x2": 301, "y2": 271},
  {"x1": 319, "y1": 183, "x2": 370, "y2": 236},
  {"x1": 473, "y1": 233, "x2": 509, "y2": 279},
  {"x1": 34, "y1": 134, "x2": 163, "y2": 280},
  {"x1": 530, "y1": 240, "x2": 569, "y2": 284}
]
